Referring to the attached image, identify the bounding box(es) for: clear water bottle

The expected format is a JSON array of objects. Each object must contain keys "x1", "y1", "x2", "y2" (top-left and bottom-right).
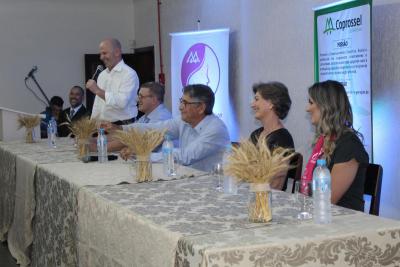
[
  {"x1": 312, "y1": 159, "x2": 332, "y2": 224},
  {"x1": 162, "y1": 134, "x2": 174, "y2": 176},
  {"x1": 97, "y1": 128, "x2": 108, "y2": 163},
  {"x1": 222, "y1": 145, "x2": 237, "y2": 194},
  {"x1": 47, "y1": 117, "x2": 57, "y2": 148}
]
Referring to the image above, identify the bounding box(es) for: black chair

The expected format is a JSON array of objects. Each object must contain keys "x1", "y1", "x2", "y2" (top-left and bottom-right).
[
  {"x1": 231, "y1": 141, "x2": 240, "y2": 148},
  {"x1": 281, "y1": 152, "x2": 303, "y2": 192},
  {"x1": 364, "y1": 163, "x2": 383, "y2": 216}
]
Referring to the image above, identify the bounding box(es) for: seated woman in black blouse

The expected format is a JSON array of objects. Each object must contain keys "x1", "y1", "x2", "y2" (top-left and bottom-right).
[
  {"x1": 250, "y1": 82, "x2": 294, "y2": 190},
  {"x1": 304, "y1": 80, "x2": 369, "y2": 211}
]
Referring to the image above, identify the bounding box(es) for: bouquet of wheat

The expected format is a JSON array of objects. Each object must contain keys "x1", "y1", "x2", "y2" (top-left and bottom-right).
[
  {"x1": 114, "y1": 128, "x2": 166, "y2": 182},
  {"x1": 225, "y1": 138, "x2": 294, "y2": 222},
  {"x1": 17, "y1": 115, "x2": 41, "y2": 143},
  {"x1": 68, "y1": 117, "x2": 97, "y2": 158}
]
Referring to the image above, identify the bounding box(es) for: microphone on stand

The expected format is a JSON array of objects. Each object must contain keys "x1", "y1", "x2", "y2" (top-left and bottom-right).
[
  {"x1": 25, "y1": 65, "x2": 38, "y2": 80},
  {"x1": 23, "y1": 65, "x2": 51, "y2": 106},
  {"x1": 91, "y1": 65, "x2": 104, "y2": 80}
]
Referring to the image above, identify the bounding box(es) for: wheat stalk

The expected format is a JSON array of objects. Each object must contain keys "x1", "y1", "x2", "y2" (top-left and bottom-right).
[
  {"x1": 17, "y1": 115, "x2": 41, "y2": 143},
  {"x1": 113, "y1": 128, "x2": 166, "y2": 182},
  {"x1": 225, "y1": 138, "x2": 295, "y2": 222},
  {"x1": 68, "y1": 116, "x2": 97, "y2": 140},
  {"x1": 113, "y1": 128, "x2": 166, "y2": 156},
  {"x1": 225, "y1": 138, "x2": 294, "y2": 184},
  {"x1": 17, "y1": 115, "x2": 41, "y2": 129}
]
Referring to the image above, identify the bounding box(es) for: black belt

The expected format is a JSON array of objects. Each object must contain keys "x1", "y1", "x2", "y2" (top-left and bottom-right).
[{"x1": 112, "y1": 117, "x2": 136, "y2": 126}]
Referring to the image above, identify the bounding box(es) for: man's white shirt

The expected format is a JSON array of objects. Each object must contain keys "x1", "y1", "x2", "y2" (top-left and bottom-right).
[{"x1": 91, "y1": 60, "x2": 139, "y2": 122}]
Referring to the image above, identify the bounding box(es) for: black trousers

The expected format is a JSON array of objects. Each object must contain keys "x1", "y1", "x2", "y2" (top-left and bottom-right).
[{"x1": 112, "y1": 117, "x2": 136, "y2": 126}]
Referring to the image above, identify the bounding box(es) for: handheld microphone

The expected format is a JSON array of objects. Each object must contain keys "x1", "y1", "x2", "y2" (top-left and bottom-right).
[
  {"x1": 25, "y1": 66, "x2": 38, "y2": 80},
  {"x1": 91, "y1": 65, "x2": 104, "y2": 80}
]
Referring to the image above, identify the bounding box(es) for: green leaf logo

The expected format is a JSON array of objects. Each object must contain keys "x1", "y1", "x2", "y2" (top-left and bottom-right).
[{"x1": 323, "y1": 17, "x2": 335, "y2": 35}]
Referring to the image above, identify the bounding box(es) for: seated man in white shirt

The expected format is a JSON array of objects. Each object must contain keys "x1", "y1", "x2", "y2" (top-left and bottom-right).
[
  {"x1": 116, "y1": 84, "x2": 230, "y2": 172},
  {"x1": 107, "y1": 81, "x2": 172, "y2": 151},
  {"x1": 86, "y1": 38, "x2": 139, "y2": 125}
]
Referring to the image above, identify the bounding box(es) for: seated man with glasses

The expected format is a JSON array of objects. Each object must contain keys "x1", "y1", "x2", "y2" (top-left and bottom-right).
[
  {"x1": 108, "y1": 84, "x2": 230, "y2": 172},
  {"x1": 135, "y1": 82, "x2": 171, "y2": 123},
  {"x1": 107, "y1": 81, "x2": 171, "y2": 151}
]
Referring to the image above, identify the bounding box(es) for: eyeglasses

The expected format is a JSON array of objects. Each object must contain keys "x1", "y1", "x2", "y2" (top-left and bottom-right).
[
  {"x1": 138, "y1": 94, "x2": 154, "y2": 99},
  {"x1": 179, "y1": 97, "x2": 202, "y2": 107}
]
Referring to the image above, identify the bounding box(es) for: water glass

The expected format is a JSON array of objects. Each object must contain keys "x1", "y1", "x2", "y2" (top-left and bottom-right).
[
  {"x1": 214, "y1": 163, "x2": 223, "y2": 192},
  {"x1": 294, "y1": 180, "x2": 313, "y2": 220},
  {"x1": 169, "y1": 154, "x2": 180, "y2": 177},
  {"x1": 223, "y1": 176, "x2": 238, "y2": 194}
]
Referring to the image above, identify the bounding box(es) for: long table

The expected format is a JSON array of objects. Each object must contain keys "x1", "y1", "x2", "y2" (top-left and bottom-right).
[
  {"x1": 1, "y1": 139, "x2": 400, "y2": 267},
  {"x1": 0, "y1": 138, "x2": 202, "y2": 266},
  {"x1": 77, "y1": 177, "x2": 400, "y2": 267}
]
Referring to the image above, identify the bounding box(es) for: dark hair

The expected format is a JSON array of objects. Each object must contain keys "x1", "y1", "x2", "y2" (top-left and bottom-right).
[
  {"x1": 252, "y1": 82, "x2": 291, "y2": 120},
  {"x1": 183, "y1": 84, "x2": 214, "y2": 115},
  {"x1": 50, "y1": 96, "x2": 64, "y2": 107},
  {"x1": 141, "y1": 82, "x2": 165, "y2": 103},
  {"x1": 71, "y1": 85, "x2": 84, "y2": 96}
]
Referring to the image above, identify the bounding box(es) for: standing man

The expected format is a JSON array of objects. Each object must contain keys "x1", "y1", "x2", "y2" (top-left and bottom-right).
[
  {"x1": 58, "y1": 85, "x2": 88, "y2": 137},
  {"x1": 86, "y1": 38, "x2": 139, "y2": 125}
]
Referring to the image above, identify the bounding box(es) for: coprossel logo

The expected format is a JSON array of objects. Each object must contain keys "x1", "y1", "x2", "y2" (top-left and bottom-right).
[
  {"x1": 323, "y1": 14, "x2": 363, "y2": 35},
  {"x1": 181, "y1": 43, "x2": 220, "y2": 93},
  {"x1": 324, "y1": 17, "x2": 335, "y2": 35}
]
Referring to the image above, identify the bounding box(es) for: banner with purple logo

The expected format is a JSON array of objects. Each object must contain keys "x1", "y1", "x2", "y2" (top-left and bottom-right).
[{"x1": 170, "y1": 28, "x2": 237, "y2": 140}]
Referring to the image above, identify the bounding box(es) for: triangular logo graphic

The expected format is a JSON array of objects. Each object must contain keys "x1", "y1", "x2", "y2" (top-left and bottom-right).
[{"x1": 186, "y1": 51, "x2": 200, "y2": 64}]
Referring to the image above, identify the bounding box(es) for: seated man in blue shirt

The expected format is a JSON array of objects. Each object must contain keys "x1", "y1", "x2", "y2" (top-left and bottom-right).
[
  {"x1": 136, "y1": 82, "x2": 172, "y2": 123},
  {"x1": 116, "y1": 84, "x2": 230, "y2": 172},
  {"x1": 107, "y1": 81, "x2": 172, "y2": 151}
]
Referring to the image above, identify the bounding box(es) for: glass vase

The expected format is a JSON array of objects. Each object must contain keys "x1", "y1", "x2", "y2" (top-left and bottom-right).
[
  {"x1": 25, "y1": 127, "x2": 35, "y2": 143},
  {"x1": 135, "y1": 154, "x2": 152, "y2": 182},
  {"x1": 248, "y1": 183, "x2": 272, "y2": 223},
  {"x1": 77, "y1": 138, "x2": 90, "y2": 162}
]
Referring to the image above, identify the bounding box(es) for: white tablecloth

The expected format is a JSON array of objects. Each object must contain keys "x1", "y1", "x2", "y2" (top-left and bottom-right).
[
  {"x1": 75, "y1": 176, "x2": 400, "y2": 267},
  {"x1": 0, "y1": 139, "x2": 79, "y2": 266},
  {"x1": 1, "y1": 138, "x2": 205, "y2": 266},
  {"x1": 31, "y1": 159, "x2": 204, "y2": 266},
  {"x1": 0, "y1": 147, "x2": 16, "y2": 241},
  {"x1": 2, "y1": 139, "x2": 400, "y2": 267}
]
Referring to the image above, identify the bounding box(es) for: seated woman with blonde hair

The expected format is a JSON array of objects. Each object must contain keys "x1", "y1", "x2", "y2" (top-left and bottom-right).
[
  {"x1": 303, "y1": 80, "x2": 369, "y2": 211},
  {"x1": 250, "y1": 82, "x2": 295, "y2": 190}
]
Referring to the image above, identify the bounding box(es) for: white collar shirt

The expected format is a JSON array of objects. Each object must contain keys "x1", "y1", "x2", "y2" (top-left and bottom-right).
[{"x1": 91, "y1": 60, "x2": 139, "y2": 122}]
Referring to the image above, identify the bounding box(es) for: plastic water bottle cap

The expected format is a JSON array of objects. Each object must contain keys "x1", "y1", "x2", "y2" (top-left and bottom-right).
[
  {"x1": 317, "y1": 159, "x2": 326, "y2": 166},
  {"x1": 99, "y1": 128, "x2": 105, "y2": 134}
]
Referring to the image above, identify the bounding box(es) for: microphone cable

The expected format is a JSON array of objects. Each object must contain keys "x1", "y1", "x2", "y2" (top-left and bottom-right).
[{"x1": 24, "y1": 77, "x2": 48, "y2": 107}]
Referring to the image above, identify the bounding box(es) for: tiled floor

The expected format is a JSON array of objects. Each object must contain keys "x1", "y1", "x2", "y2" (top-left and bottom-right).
[{"x1": 0, "y1": 242, "x2": 18, "y2": 267}]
